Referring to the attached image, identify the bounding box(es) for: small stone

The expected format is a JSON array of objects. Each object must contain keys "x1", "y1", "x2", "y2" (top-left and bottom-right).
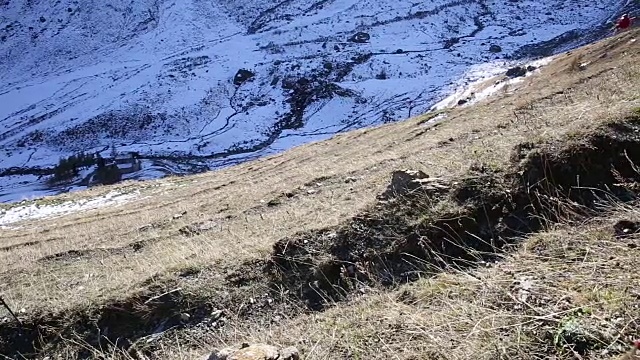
[
  {"x1": 179, "y1": 313, "x2": 191, "y2": 322},
  {"x1": 173, "y1": 211, "x2": 187, "y2": 219},
  {"x1": 211, "y1": 309, "x2": 224, "y2": 320},
  {"x1": 614, "y1": 219, "x2": 640, "y2": 238},
  {"x1": 138, "y1": 224, "x2": 153, "y2": 232}
]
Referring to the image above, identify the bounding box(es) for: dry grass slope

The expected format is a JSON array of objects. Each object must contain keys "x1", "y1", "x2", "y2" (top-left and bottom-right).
[{"x1": 1, "y1": 30, "x2": 640, "y2": 359}]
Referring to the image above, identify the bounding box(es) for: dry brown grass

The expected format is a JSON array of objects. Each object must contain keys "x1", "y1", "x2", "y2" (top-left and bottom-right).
[
  {"x1": 231, "y1": 202, "x2": 640, "y2": 359},
  {"x1": 1, "y1": 30, "x2": 640, "y2": 359}
]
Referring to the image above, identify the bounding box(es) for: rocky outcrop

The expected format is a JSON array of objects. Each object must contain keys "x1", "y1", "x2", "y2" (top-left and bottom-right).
[
  {"x1": 348, "y1": 31, "x2": 370, "y2": 43},
  {"x1": 378, "y1": 170, "x2": 448, "y2": 199},
  {"x1": 205, "y1": 344, "x2": 299, "y2": 360},
  {"x1": 505, "y1": 66, "x2": 527, "y2": 78},
  {"x1": 505, "y1": 65, "x2": 538, "y2": 78},
  {"x1": 234, "y1": 69, "x2": 255, "y2": 86}
]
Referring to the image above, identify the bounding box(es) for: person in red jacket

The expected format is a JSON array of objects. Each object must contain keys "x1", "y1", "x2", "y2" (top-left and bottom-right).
[{"x1": 614, "y1": 14, "x2": 636, "y2": 33}]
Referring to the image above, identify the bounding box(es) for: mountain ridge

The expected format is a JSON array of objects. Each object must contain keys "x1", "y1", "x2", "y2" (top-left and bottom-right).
[{"x1": 0, "y1": 0, "x2": 635, "y2": 202}]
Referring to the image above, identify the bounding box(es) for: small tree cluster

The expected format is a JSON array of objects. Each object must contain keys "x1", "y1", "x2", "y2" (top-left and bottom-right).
[
  {"x1": 375, "y1": 69, "x2": 388, "y2": 80},
  {"x1": 50, "y1": 152, "x2": 100, "y2": 183},
  {"x1": 94, "y1": 163, "x2": 122, "y2": 185}
]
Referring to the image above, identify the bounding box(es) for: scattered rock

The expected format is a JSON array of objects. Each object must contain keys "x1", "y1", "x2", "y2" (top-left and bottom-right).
[
  {"x1": 206, "y1": 344, "x2": 298, "y2": 360},
  {"x1": 379, "y1": 170, "x2": 428, "y2": 199},
  {"x1": 443, "y1": 37, "x2": 460, "y2": 49},
  {"x1": 505, "y1": 66, "x2": 527, "y2": 78},
  {"x1": 349, "y1": 32, "x2": 370, "y2": 43},
  {"x1": 613, "y1": 219, "x2": 640, "y2": 238},
  {"x1": 526, "y1": 65, "x2": 537, "y2": 72},
  {"x1": 267, "y1": 198, "x2": 281, "y2": 207},
  {"x1": 234, "y1": 69, "x2": 255, "y2": 86},
  {"x1": 179, "y1": 220, "x2": 217, "y2": 236},
  {"x1": 210, "y1": 309, "x2": 224, "y2": 321},
  {"x1": 489, "y1": 44, "x2": 502, "y2": 53},
  {"x1": 179, "y1": 313, "x2": 191, "y2": 322},
  {"x1": 344, "y1": 176, "x2": 358, "y2": 183},
  {"x1": 173, "y1": 210, "x2": 187, "y2": 219}
]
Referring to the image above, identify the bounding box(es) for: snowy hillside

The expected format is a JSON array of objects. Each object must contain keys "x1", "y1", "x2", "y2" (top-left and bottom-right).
[{"x1": 0, "y1": 0, "x2": 632, "y2": 202}]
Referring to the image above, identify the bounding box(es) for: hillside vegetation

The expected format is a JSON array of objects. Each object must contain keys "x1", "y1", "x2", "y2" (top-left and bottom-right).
[{"x1": 1, "y1": 29, "x2": 640, "y2": 359}]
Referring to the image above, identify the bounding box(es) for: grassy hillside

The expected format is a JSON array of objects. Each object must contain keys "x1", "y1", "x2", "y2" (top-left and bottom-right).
[{"x1": 1, "y1": 30, "x2": 640, "y2": 359}]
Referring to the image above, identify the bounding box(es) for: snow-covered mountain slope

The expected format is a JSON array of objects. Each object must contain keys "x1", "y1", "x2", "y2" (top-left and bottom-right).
[{"x1": 0, "y1": 0, "x2": 633, "y2": 202}]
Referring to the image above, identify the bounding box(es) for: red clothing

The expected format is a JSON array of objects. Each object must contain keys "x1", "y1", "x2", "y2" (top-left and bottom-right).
[{"x1": 617, "y1": 16, "x2": 633, "y2": 29}]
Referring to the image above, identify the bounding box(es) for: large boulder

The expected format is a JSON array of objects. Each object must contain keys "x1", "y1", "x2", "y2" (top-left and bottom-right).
[
  {"x1": 233, "y1": 69, "x2": 255, "y2": 86},
  {"x1": 205, "y1": 344, "x2": 299, "y2": 360},
  {"x1": 378, "y1": 170, "x2": 450, "y2": 200},
  {"x1": 505, "y1": 66, "x2": 527, "y2": 78}
]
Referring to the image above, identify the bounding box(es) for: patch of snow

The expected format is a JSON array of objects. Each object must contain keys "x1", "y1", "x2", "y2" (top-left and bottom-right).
[
  {"x1": 0, "y1": 191, "x2": 138, "y2": 227},
  {"x1": 430, "y1": 55, "x2": 556, "y2": 110}
]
